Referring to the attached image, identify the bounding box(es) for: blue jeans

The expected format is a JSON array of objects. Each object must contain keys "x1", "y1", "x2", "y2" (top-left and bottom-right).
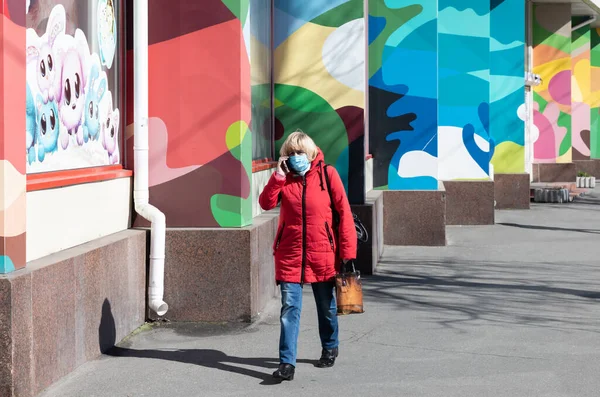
[{"x1": 279, "y1": 282, "x2": 339, "y2": 366}]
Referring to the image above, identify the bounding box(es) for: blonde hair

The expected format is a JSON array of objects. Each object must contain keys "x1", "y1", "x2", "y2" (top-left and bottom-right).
[{"x1": 279, "y1": 130, "x2": 318, "y2": 161}]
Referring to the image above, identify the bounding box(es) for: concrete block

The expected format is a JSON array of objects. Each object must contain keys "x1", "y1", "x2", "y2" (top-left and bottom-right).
[
  {"x1": 494, "y1": 173, "x2": 531, "y2": 210},
  {"x1": 0, "y1": 230, "x2": 146, "y2": 397},
  {"x1": 151, "y1": 212, "x2": 279, "y2": 323},
  {"x1": 0, "y1": 279, "x2": 12, "y2": 397},
  {"x1": 444, "y1": 180, "x2": 495, "y2": 225},
  {"x1": 383, "y1": 189, "x2": 446, "y2": 246}
]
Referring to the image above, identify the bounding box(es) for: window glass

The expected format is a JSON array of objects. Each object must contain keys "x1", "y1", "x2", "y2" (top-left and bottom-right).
[
  {"x1": 26, "y1": 0, "x2": 122, "y2": 174},
  {"x1": 250, "y1": 0, "x2": 273, "y2": 161}
]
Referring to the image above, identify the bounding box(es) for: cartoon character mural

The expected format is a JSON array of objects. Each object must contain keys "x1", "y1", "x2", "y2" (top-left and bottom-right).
[
  {"x1": 83, "y1": 56, "x2": 108, "y2": 142},
  {"x1": 98, "y1": 0, "x2": 117, "y2": 69},
  {"x1": 56, "y1": 29, "x2": 90, "y2": 149},
  {"x1": 102, "y1": 92, "x2": 120, "y2": 165},
  {"x1": 26, "y1": 83, "x2": 36, "y2": 164},
  {"x1": 35, "y1": 94, "x2": 60, "y2": 162},
  {"x1": 25, "y1": 3, "x2": 121, "y2": 173},
  {"x1": 26, "y1": 4, "x2": 64, "y2": 103}
]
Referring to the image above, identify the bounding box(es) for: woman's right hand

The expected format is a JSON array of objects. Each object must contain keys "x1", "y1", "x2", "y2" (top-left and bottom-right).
[{"x1": 277, "y1": 156, "x2": 289, "y2": 177}]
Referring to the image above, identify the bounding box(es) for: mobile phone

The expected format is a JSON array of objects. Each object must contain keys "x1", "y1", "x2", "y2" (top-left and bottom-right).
[{"x1": 284, "y1": 159, "x2": 291, "y2": 172}]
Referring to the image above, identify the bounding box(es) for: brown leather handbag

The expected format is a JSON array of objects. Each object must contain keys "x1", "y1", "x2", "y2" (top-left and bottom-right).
[{"x1": 335, "y1": 261, "x2": 364, "y2": 315}]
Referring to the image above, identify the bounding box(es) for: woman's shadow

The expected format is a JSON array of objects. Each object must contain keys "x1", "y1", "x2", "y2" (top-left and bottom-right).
[{"x1": 98, "y1": 299, "x2": 317, "y2": 385}]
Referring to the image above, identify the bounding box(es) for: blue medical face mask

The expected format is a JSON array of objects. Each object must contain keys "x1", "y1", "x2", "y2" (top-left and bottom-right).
[{"x1": 288, "y1": 154, "x2": 310, "y2": 174}]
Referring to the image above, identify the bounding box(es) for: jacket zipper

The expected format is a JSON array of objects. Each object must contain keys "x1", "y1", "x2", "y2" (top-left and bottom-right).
[
  {"x1": 301, "y1": 176, "x2": 307, "y2": 287},
  {"x1": 275, "y1": 222, "x2": 285, "y2": 250},
  {"x1": 325, "y1": 222, "x2": 334, "y2": 251}
]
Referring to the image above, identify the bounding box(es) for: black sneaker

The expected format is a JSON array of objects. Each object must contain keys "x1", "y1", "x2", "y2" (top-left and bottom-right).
[
  {"x1": 272, "y1": 364, "x2": 295, "y2": 381},
  {"x1": 316, "y1": 347, "x2": 338, "y2": 368}
]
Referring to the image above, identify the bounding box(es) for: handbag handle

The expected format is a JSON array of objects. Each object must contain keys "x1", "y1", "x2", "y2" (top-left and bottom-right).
[{"x1": 340, "y1": 260, "x2": 358, "y2": 275}]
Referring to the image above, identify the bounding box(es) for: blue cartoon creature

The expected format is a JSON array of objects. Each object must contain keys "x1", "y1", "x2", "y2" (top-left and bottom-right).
[
  {"x1": 83, "y1": 60, "x2": 107, "y2": 142},
  {"x1": 26, "y1": 83, "x2": 37, "y2": 165},
  {"x1": 35, "y1": 94, "x2": 60, "y2": 162}
]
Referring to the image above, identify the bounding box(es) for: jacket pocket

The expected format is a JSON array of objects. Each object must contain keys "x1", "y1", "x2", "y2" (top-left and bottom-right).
[
  {"x1": 325, "y1": 222, "x2": 334, "y2": 251},
  {"x1": 274, "y1": 222, "x2": 285, "y2": 251}
]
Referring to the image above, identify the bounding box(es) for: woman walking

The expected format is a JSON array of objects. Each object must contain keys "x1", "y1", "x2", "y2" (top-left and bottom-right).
[{"x1": 259, "y1": 131, "x2": 357, "y2": 381}]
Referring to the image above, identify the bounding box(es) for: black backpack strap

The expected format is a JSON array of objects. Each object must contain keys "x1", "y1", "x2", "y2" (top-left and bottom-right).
[{"x1": 323, "y1": 165, "x2": 340, "y2": 226}]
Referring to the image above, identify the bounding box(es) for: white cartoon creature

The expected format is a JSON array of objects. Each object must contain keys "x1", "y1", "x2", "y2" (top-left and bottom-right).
[
  {"x1": 101, "y1": 93, "x2": 120, "y2": 164},
  {"x1": 26, "y1": 4, "x2": 65, "y2": 103},
  {"x1": 56, "y1": 29, "x2": 90, "y2": 149}
]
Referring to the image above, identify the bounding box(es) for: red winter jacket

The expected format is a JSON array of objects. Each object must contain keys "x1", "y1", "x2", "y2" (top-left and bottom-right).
[{"x1": 259, "y1": 149, "x2": 357, "y2": 284}]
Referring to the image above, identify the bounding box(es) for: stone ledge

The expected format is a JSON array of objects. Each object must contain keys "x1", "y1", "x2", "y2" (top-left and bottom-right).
[
  {"x1": 383, "y1": 189, "x2": 446, "y2": 246},
  {"x1": 148, "y1": 211, "x2": 279, "y2": 323},
  {"x1": 0, "y1": 230, "x2": 146, "y2": 397},
  {"x1": 444, "y1": 180, "x2": 494, "y2": 225}
]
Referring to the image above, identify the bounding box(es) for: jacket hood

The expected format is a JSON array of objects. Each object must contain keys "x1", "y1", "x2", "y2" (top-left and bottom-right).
[{"x1": 311, "y1": 148, "x2": 325, "y2": 167}]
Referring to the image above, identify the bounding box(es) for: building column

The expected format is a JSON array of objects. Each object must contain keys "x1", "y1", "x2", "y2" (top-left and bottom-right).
[
  {"x1": 571, "y1": 16, "x2": 592, "y2": 161},
  {"x1": 590, "y1": 27, "x2": 600, "y2": 159},
  {"x1": 368, "y1": 0, "x2": 438, "y2": 190},
  {"x1": 490, "y1": 0, "x2": 526, "y2": 175},
  {"x1": 0, "y1": 4, "x2": 26, "y2": 273},
  {"x1": 273, "y1": 1, "x2": 366, "y2": 203},
  {"x1": 438, "y1": 0, "x2": 491, "y2": 181},
  {"x1": 532, "y1": 3, "x2": 572, "y2": 164}
]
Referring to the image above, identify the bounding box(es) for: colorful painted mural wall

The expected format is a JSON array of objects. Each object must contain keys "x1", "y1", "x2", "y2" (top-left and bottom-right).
[
  {"x1": 590, "y1": 28, "x2": 600, "y2": 159},
  {"x1": 273, "y1": 0, "x2": 366, "y2": 204},
  {"x1": 368, "y1": 0, "x2": 524, "y2": 189},
  {"x1": 127, "y1": 0, "x2": 253, "y2": 228},
  {"x1": 571, "y1": 17, "x2": 592, "y2": 161},
  {"x1": 438, "y1": 1, "x2": 492, "y2": 181},
  {"x1": 369, "y1": 0, "x2": 438, "y2": 190},
  {"x1": 1, "y1": 1, "x2": 26, "y2": 273},
  {"x1": 489, "y1": 0, "x2": 525, "y2": 174},
  {"x1": 25, "y1": 1, "x2": 122, "y2": 173},
  {"x1": 532, "y1": 4, "x2": 572, "y2": 164}
]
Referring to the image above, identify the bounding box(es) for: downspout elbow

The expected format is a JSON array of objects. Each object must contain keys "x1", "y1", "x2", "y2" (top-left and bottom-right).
[{"x1": 135, "y1": 199, "x2": 168, "y2": 317}]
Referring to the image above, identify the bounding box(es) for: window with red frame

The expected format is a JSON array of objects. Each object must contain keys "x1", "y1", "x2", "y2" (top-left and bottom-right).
[
  {"x1": 250, "y1": 0, "x2": 274, "y2": 162},
  {"x1": 26, "y1": 0, "x2": 125, "y2": 176}
]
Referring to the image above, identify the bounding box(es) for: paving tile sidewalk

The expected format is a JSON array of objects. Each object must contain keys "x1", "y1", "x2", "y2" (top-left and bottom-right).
[{"x1": 40, "y1": 190, "x2": 600, "y2": 397}]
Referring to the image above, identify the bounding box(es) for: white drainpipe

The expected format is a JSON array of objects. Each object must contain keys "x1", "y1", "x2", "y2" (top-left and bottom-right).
[{"x1": 134, "y1": 0, "x2": 168, "y2": 316}]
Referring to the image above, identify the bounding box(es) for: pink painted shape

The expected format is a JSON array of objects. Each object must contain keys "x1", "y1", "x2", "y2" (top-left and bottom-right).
[
  {"x1": 533, "y1": 109, "x2": 556, "y2": 161},
  {"x1": 543, "y1": 102, "x2": 568, "y2": 151},
  {"x1": 547, "y1": 70, "x2": 571, "y2": 106},
  {"x1": 148, "y1": 117, "x2": 200, "y2": 187},
  {"x1": 571, "y1": 101, "x2": 591, "y2": 156}
]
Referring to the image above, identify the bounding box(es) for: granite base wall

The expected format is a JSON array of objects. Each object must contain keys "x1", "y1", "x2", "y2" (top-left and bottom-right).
[
  {"x1": 444, "y1": 180, "x2": 494, "y2": 225},
  {"x1": 494, "y1": 173, "x2": 531, "y2": 210},
  {"x1": 532, "y1": 163, "x2": 576, "y2": 183},
  {"x1": 148, "y1": 211, "x2": 279, "y2": 323},
  {"x1": 0, "y1": 230, "x2": 146, "y2": 397},
  {"x1": 573, "y1": 159, "x2": 600, "y2": 178},
  {"x1": 351, "y1": 191, "x2": 383, "y2": 276},
  {"x1": 383, "y1": 188, "x2": 446, "y2": 246}
]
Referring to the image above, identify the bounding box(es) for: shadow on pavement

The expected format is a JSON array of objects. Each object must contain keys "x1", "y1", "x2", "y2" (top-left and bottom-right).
[
  {"x1": 107, "y1": 347, "x2": 315, "y2": 385},
  {"x1": 360, "y1": 258, "x2": 600, "y2": 333},
  {"x1": 497, "y1": 222, "x2": 600, "y2": 234},
  {"x1": 98, "y1": 299, "x2": 316, "y2": 386}
]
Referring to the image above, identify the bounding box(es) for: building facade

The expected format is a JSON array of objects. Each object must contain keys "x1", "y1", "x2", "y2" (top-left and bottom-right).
[{"x1": 2, "y1": 1, "x2": 600, "y2": 396}]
